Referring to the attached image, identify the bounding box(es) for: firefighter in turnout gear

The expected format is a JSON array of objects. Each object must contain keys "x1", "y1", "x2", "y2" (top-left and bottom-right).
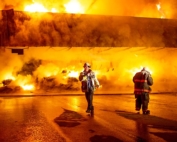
[
  {"x1": 133, "y1": 67, "x2": 153, "y2": 114},
  {"x1": 79, "y1": 63, "x2": 100, "y2": 113}
]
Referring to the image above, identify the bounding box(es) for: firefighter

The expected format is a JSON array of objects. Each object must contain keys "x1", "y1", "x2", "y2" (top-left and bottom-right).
[
  {"x1": 79, "y1": 63, "x2": 100, "y2": 113},
  {"x1": 133, "y1": 67, "x2": 153, "y2": 114}
]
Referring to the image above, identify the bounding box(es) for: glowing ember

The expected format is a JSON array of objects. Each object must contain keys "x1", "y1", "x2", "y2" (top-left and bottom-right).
[
  {"x1": 21, "y1": 84, "x2": 34, "y2": 91},
  {"x1": 64, "y1": 0, "x2": 84, "y2": 14}
]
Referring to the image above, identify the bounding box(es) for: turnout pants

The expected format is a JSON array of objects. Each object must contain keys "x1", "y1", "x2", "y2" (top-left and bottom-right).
[
  {"x1": 135, "y1": 92, "x2": 149, "y2": 111},
  {"x1": 85, "y1": 88, "x2": 94, "y2": 110}
]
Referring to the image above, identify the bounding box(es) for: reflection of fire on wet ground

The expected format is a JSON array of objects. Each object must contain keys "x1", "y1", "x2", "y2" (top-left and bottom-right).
[{"x1": 54, "y1": 109, "x2": 86, "y2": 127}]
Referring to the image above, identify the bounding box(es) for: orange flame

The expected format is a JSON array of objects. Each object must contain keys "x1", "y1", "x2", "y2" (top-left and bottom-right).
[
  {"x1": 24, "y1": 0, "x2": 84, "y2": 13},
  {"x1": 24, "y1": 2, "x2": 48, "y2": 12},
  {"x1": 4, "y1": 73, "x2": 15, "y2": 80},
  {"x1": 21, "y1": 84, "x2": 35, "y2": 91},
  {"x1": 64, "y1": 0, "x2": 84, "y2": 14},
  {"x1": 156, "y1": 2, "x2": 165, "y2": 18},
  {"x1": 24, "y1": 1, "x2": 58, "y2": 13},
  {"x1": 68, "y1": 71, "x2": 79, "y2": 78},
  {"x1": 128, "y1": 66, "x2": 153, "y2": 77},
  {"x1": 156, "y1": 3, "x2": 161, "y2": 11}
]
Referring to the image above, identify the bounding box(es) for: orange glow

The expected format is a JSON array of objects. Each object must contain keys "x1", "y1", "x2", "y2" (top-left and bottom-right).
[
  {"x1": 4, "y1": 73, "x2": 15, "y2": 80},
  {"x1": 68, "y1": 71, "x2": 79, "y2": 78},
  {"x1": 64, "y1": 0, "x2": 84, "y2": 14},
  {"x1": 35, "y1": 64, "x2": 59, "y2": 78},
  {"x1": 156, "y1": 2, "x2": 165, "y2": 18},
  {"x1": 24, "y1": 0, "x2": 84, "y2": 14},
  {"x1": 51, "y1": 8, "x2": 57, "y2": 13},
  {"x1": 21, "y1": 84, "x2": 34, "y2": 91},
  {"x1": 156, "y1": 3, "x2": 161, "y2": 11},
  {"x1": 45, "y1": 71, "x2": 58, "y2": 77},
  {"x1": 13, "y1": 75, "x2": 35, "y2": 91},
  {"x1": 24, "y1": 2, "x2": 48, "y2": 12},
  {"x1": 24, "y1": 0, "x2": 58, "y2": 13},
  {"x1": 128, "y1": 66, "x2": 153, "y2": 77}
]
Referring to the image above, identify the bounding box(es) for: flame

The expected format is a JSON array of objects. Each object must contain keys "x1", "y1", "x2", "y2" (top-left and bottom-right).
[
  {"x1": 21, "y1": 84, "x2": 34, "y2": 91},
  {"x1": 4, "y1": 73, "x2": 15, "y2": 80},
  {"x1": 156, "y1": 3, "x2": 161, "y2": 11},
  {"x1": 24, "y1": 1, "x2": 58, "y2": 13},
  {"x1": 68, "y1": 71, "x2": 79, "y2": 78},
  {"x1": 24, "y1": 0, "x2": 84, "y2": 13},
  {"x1": 45, "y1": 71, "x2": 58, "y2": 77},
  {"x1": 24, "y1": 2, "x2": 48, "y2": 12},
  {"x1": 64, "y1": 0, "x2": 84, "y2": 14},
  {"x1": 128, "y1": 66, "x2": 153, "y2": 77},
  {"x1": 51, "y1": 8, "x2": 57, "y2": 13},
  {"x1": 156, "y1": 2, "x2": 165, "y2": 18}
]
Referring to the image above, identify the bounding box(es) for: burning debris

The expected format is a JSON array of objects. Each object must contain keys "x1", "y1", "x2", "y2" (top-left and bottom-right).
[
  {"x1": 2, "y1": 79, "x2": 12, "y2": 86},
  {"x1": 1, "y1": 47, "x2": 177, "y2": 94},
  {"x1": 0, "y1": 58, "x2": 81, "y2": 94}
]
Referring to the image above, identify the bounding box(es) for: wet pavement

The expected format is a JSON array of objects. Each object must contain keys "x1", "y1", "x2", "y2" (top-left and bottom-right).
[{"x1": 0, "y1": 94, "x2": 177, "y2": 142}]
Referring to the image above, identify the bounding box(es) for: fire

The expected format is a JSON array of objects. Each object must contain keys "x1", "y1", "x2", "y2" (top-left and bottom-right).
[
  {"x1": 64, "y1": 0, "x2": 84, "y2": 14},
  {"x1": 68, "y1": 71, "x2": 79, "y2": 78},
  {"x1": 45, "y1": 71, "x2": 58, "y2": 77},
  {"x1": 21, "y1": 84, "x2": 34, "y2": 91},
  {"x1": 24, "y1": 2, "x2": 48, "y2": 13},
  {"x1": 24, "y1": 1, "x2": 58, "y2": 13},
  {"x1": 4, "y1": 73, "x2": 15, "y2": 80},
  {"x1": 51, "y1": 8, "x2": 57, "y2": 13},
  {"x1": 156, "y1": 3, "x2": 161, "y2": 11},
  {"x1": 128, "y1": 66, "x2": 153, "y2": 77},
  {"x1": 1, "y1": 73, "x2": 35, "y2": 91},
  {"x1": 24, "y1": 0, "x2": 84, "y2": 14},
  {"x1": 156, "y1": 2, "x2": 165, "y2": 18}
]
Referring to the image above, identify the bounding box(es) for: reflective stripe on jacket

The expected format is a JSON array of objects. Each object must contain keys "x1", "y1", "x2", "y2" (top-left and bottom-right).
[
  {"x1": 79, "y1": 69, "x2": 99, "y2": 92},
  {"x1": 133, "y1": 71, "x2": 153, "y2": 94}
]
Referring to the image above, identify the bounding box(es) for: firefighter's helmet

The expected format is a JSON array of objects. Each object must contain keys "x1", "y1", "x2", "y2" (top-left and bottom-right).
[{"x1": 83, "y1": 63, "x2": 91, "y2": 68}]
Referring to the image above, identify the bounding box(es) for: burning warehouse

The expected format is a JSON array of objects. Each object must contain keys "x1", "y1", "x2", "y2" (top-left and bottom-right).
[{"x1": 1, "y1": 0, "x2": 177, "y2": 94}]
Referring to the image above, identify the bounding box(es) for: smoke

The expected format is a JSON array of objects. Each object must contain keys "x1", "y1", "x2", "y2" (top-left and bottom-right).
[
  {"x1": 1, "y1": 47, "x2": 177, "y2": 94},
  {"x1": 6, "y1": 11, "x2": 171, "y2": 48}
]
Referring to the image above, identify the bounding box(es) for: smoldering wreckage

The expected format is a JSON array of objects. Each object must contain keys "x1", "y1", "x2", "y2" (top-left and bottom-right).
[
  {"x1": 1, "y1": 8, "x2": 177, "y2": 94},
  {"x1": 0, "y1": 58, "x2": 80, "y2": 93}
]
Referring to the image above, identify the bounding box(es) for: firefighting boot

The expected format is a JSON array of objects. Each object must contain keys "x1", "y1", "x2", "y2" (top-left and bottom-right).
[
  {"x1": 143, "y1": 110, "x2": 150, "y2": 115},
  {"x1": 91, "y1": 106, "x2": 94, "y2": 116},
  {"x1": 136, "y1": 108, "x2": 140, "y2": 114},
  {"x1": 86, "y1": 109, "x2": 91, "y2": 113}
]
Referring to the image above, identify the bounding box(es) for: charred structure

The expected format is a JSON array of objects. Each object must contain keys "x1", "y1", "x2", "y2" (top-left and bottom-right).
[{"x1": 1, "y1": 9, "x2": 177, "y2": 48}]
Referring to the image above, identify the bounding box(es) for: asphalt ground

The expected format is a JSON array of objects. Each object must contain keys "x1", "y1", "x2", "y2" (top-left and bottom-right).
[{"x1": 0, "y1": 94, "x2": 177, "y2": 142}]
